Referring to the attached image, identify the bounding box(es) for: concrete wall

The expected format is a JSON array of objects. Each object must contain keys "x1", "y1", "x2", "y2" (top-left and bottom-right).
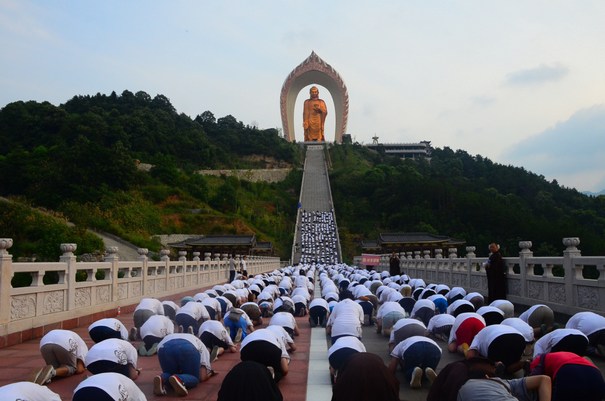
[{"x1": 196, "y1": 168, "x2": 292, "y2": 183}]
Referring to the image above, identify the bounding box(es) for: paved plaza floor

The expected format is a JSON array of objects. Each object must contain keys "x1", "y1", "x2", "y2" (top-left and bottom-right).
[{"x1": 2, "y1": 285, "x2": 605, "y2": 401}]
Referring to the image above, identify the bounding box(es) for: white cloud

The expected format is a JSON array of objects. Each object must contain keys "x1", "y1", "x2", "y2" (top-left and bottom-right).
[
  {"x1": 504, "y1": 63, "x2": 570, "y2": 86},
  {"x1": 503, "y1": 104, "x2": 605, "y2": 191}
]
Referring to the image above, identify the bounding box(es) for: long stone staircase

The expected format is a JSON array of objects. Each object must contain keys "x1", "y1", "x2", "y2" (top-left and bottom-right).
[{"x1": 292, "y1": 144, "x2": 342, "y2": 264}]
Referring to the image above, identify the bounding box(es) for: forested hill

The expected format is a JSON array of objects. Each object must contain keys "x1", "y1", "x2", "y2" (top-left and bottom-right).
[
  {"x1": 0, "y1": 91, "x2": 303, "y2": 260},
  {"x1": 329, "y1": 143, "x2": 605, "y2": 260},
  {"x1": 1, "y1": 90, "x2": 604, "y2": 263}
]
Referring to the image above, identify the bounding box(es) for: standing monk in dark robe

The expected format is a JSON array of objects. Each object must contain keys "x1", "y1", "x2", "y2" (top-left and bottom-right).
[
  {"x1": 486, "y1": 243, "x2": 506, "y2": 302},
  {"x1": 389, "y1": 252, "x2": 400, "y2": 276}
]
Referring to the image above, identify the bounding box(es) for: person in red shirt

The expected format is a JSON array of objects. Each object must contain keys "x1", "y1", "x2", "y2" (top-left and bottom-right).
[{"x1": 530, "y1": 351, "x2": 605, "y2": 401}]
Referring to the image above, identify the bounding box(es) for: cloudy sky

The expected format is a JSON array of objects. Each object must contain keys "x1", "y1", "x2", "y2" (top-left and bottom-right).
[{"x1": 1, "y1": 1, "x2": 604, "y2": 192}]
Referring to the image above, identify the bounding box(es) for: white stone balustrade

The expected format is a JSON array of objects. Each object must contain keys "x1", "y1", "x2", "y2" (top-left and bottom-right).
[
  {"x1": 376, "y1": 237, "x2": 605, "y2": 317},
  {"x1": 0, "y1": 240, "x2": 279, "y2": 341}
]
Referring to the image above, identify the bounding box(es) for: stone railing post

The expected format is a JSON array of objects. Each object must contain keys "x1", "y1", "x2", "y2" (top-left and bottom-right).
[
  {"x1": 192, "y1": 252, "x2": 200, "y2": 262},
  {"x1": 518, "y1": 241, "x2": 533, "y2": 297},
  {"x1": 448, "y1": 248, "x2": 458, "y2": 259},
  {"x1": 178, "y1": 251, "x2": 187, "y2": 262},
  {"x1": 104, "y1": 246, "x2": 119, "y2": 303},
  {"x1": 434, "y1": 249, "x2": 443, "y2": 259},
  {"x1": 563, "y1": 237, "x2": 581, "y2": 307},
  {"x1": 138, "y1": 248, "x2": 148, "y2": 295},
  {"x1": 0, "y1": 238, "x2": 14, "y2": 325},
  {"x1": 204, "y1": 253, "x2": 211, "y2": 261},
  {"x1": 60, "y1": 243, "x2": 78, "y2": 311},
  {"x1": 465, "y1": 246, "x2": 476, "y2": 258},
  {"x1": 160, "y1": 249, "x2": 171, "y2": 262}
]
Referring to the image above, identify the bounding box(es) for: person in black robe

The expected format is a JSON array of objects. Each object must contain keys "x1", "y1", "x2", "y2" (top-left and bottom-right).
[{"x1": 486, "y1": 243, "x2": 506, "y2": 302}]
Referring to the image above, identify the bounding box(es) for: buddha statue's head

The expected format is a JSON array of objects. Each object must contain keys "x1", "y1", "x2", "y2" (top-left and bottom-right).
[{"x1": 309, "y1": 86, "x2": 319, "y2": 99}]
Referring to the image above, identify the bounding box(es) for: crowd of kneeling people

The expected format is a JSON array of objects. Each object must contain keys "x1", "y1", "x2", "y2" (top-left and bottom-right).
[{"x1": 2, "y1": 262, "x2": 605, "y2": 401}]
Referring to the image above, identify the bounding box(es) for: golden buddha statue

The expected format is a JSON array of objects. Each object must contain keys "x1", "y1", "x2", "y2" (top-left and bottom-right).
[{"x1": 303, "y1": 86, "x2": 327, "y2": 142}]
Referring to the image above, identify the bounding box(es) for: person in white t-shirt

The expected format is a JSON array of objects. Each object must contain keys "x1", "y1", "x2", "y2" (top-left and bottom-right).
[
  {"x1": 85, "y1": 338, "x2": 141, "y2": 380},
  {"x1": 308, "y1": 297, "x2": 330, "y2": 327},
  {"x1": 73, "y1": 372, "x2": 146, "y2": 401},
  {"x1": 131, "y1": 298, "x2": 164, "y2": 340},
  {"x1": 32, "y1": 329, "x2": 88, "y2": 385},
  {"x1": 466, "y1": 324, "x2": 528, "y2": 375},
  {"x1": 0, "y1": 381, "x2": 62, "y2": 401},
  {"x1": 446, "y1": 299, "x2": 475, "y2": 317},
  {"x1": 240, "y1": 328, "x2": 290, "y2": 382},
  {"x1": 490, "y1": 299, "x2": 515, "y2": 319},
  {"x1": 269, "y1": 311, "x2": 300, "y2": 337},
  {"x1": 388, "y1": 336, "x2": 441, "y2": 389},
  {"x1": 519, "y1": 304, "x2": 556, "y2": 338},
  {"x1": 476, "y1": 305, "x2": 505, "y2": 326},
  {"x1": 410, "y1": 299, "x2": 436, "y2": 327},
  {"x1": 153, "y1": 333, "x2": 215, "y2": 396},
  {"x1": 328, "y1": 336, "x2": 366, "y2": 383},
  {"x1": 326, "y1": 298, "x2": 364, "y2": 344},
  {"x1": 88, "y1": 317, "x2": 129, "y2": 343},
  {"x1": 175, "y1": 301, "x2": 210, "y2": 335},
  {"x1": 376, "y1": 301, "x2": 407, "y2": 337},
  {"x1": 161, "y1": 300, "x2": 179, "y2": 321},
  {"x1": 266, "y1": 324, "x2": 297, "y2": 354},
  {"x1": 240, "y1": 301, "x2": 263, "y2": 326},
  {"x1": 427, "y1": 314, "x2": 455, "y2": 342},
  {"x1": 389, "y1": 318, "x2": 429, "y2": 351},
  {"x1": 533, "y1": 328, "x2": 588, "y2": 357},
  {"x1": 139, "y1": 315, "x2": 174, "y2": 356},
  {"x1": 201, "y1": 297, "x2": 222, "y2": 321},
  {"x1": 198, "y1": 319, "x2": 237, "y2": 361},
  {"x1": 566, "y1": 311, "x2": 605, "y2": 357}
]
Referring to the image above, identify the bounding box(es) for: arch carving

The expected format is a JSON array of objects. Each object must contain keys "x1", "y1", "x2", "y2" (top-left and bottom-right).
[{"x1": 280, "y1": 51, "x2": 349, "y2": 143}]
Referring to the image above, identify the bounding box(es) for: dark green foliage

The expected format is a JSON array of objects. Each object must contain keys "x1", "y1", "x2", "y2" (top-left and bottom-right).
[
  {"x1": 3, "y1": 90, "x2": 603, "y2": 266},
  {"x1": 330, "y1": 143, "x2": 605, "y2": 261},
  {"x1": 0, "y1": 199, "x2": 104, "y2": 261},
  {"x1": 0, "y1": 92, "x2": 302, "y2": 260}
]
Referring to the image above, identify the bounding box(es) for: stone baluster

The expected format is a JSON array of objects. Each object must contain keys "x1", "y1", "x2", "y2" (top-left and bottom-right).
[
  {"x1": 103, "y1": 246, "x2": 119, "y2": 303},
  {"x1": 0, "y1": 238, "x2": 14, "y2": 325},
  {"x1": 138, "y1": 248, "x2": 149, "y2": 295},
  {"x1": 448, "y1": 248, "x2": 458, "y2": 259},
  {"x1": 434, "y1": 249, "x2": 443, "y2": 259},
  {"x1": 178, "y1": 251, "x2": 187, "y2": 262},
  {"x1": 414, "y1": 251, "x2": 421, "y2": 259},
  {"x1": 563, "y1": 237, "x2": 582, "y2": 278},
  {"x1": 192, "y1": 252, "x2": 201, "y2": 262},
  {"x1": 160, "y1": 249, "x2": 170, "y2": 261},
  {"x1": 61, "y1": 243, "x2": 78, "y2": 311},
  {"x1": 423, "y1": 250, "x2": 431, "y2": 259},
  {"x1": 204, "y1": 252, "x2": 212, "y2": 261},
  {"x1": 138, "y1": 248, "x2": 149, "y2": 261},
  {"x1": 465, "y1": 246, "x2": 476, "y2": 258},
  {"x1": 517, "y1": 241, "x2": 533, "y2": 297}
]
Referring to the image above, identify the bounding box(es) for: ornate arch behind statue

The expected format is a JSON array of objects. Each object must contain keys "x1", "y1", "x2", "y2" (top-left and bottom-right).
[{"x1": 280, "y1": 52, "x2": 349, "y2": 143}]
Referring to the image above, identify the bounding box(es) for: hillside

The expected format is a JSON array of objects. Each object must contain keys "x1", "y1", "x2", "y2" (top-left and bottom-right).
[
  {"x1": 0, "y1": 91, "x2": 303, "y2": 260},
  {"x1": 329, "y1": 143, "x2": 605, "y2": 261},
  {"x1": 1, "y1": 91, "x2": 604, "y2": 264}
]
